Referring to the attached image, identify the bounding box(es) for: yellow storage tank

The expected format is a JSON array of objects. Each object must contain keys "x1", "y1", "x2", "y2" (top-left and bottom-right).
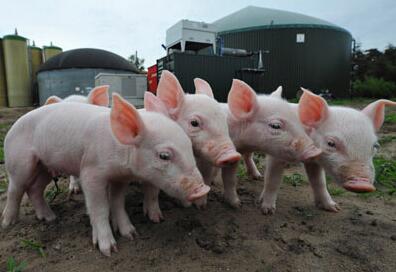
[
  {"x1": 0, "y1": 38, "x2": 7, "y2": 107},
  {"x1": 2, "y1": 34, "x2": 31, "y2": 107},
  {"x1": 29, "y1": 43, "x2": 42, "y2": 83},
  {"x1": 43, "y1": 43, "x2": 62, "y2": 62}
]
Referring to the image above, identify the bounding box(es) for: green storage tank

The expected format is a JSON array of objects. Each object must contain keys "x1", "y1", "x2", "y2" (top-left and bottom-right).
[
  {"x1": 0, "y1": 38, "x2": 7, "y2": 107},
  {"x1": 2, "y1": 34, "x2": 31, "y2": 107},
  {"x1": 43, "y1": 44, "x2": 62, "y2": 62},
  {"x1": 29, "y1": 43, "x2": 43, "y2": 82}
]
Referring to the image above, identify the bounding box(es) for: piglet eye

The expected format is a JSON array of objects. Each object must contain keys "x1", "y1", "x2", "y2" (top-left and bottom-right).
[
  {"x1": 327, "y1": 140, "x2": 336, "y2": 148},
  {"x1": 159, "y1": 151, "x2": 171, "y2": 161},
  {"x1": 269, "y1": 122, "x2": 282, "y2": 129},
  {"x1": 190, "y1": 120, "x2": 200, "y2": 127}
]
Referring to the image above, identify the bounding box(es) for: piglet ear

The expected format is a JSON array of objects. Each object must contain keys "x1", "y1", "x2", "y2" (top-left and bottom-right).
[
  {"x1": 144, "y1": 92, "x2": 170, "y2": 117},
  {"x1": 44, "y1": 96, "x2": 62, "y2": 105},
  {"x1": 227, "y1": 79, "x2": 258, "y2": 120},
  {"x1": 270, "y1": 86, "x2": 283, "y2": 98},
  {"x1": 194, "y1": 78, "x2": 214, "y2": 98},
  {"x1": 87, "y1": 85, "x2": 110, "y2": 107},
  {"x1": 156, "y1": 70, "x2": 185, "y2": 118},
  {"x1": 110, "y1": 93, "x2": 145, "y2": 145},
  {"x1": 298, "y1": 88, "x2": 329, "y2": 128},
  {"x1": 362, "y1": 99, "x2": 396, "y2": 131}
]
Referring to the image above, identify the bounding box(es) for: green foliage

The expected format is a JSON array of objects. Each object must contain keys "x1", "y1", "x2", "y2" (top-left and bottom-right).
[
  {"x1": 352, "y1": 76, "x2": 396, "y2": 98},
  {"x1": 379, "y1": 135, "x2": 396, "y2": 145},
  {"x1": 6, "y1": 257, "x2": 27, "y2": 272},
  {"x1": 237, "y1": 163, "x2": 247, "y2": 179},
  {"x1": 283, "y1": 173, "x2": 305, "y2": 187},
  {"x1": 373, "y1": 157, "x2": 396, "y2": 196},
  {"x1": 21, "y1": 239, "x2": 45, "y2": 257},
  {"x1": 128, "y1": 51, "x2": 145, "y2": 72},
  {"x1": 327, "y1": 183, "x2": 345, "y2": 196},
  {"x1": 384, "y1": 113, "x2": 396, "y2": 124}
]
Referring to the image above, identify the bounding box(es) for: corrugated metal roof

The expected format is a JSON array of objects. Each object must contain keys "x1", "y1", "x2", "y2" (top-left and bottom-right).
[{"x1": 213, "y1": 6, "x2": 349, "y2": 34}]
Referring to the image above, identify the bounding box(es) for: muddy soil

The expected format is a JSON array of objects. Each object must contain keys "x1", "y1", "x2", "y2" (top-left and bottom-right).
[{"x1": 0, "y1": 105, "x2": 395, "y2": 272}]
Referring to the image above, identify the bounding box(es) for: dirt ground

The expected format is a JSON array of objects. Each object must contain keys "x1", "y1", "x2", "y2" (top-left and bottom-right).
[{"x1": 0, "y1": 102, "x2": 395, "y2": 272}]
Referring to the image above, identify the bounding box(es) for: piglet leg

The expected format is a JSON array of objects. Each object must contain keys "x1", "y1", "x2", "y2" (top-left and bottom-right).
[
  {"x1": 244, "y1": 152, "x2": 262, "y2": 179},
  {"x1": 222, "y1": 162, "x2": 241, "y2": 208},
  {"x1": 142, "y1": 183, "x2": 163, "y2": 223},
  {"x1": 259, "y1": 156, "x2": 286, "y2": 215},
  {"x1": 110, "y1": 182, "x2": 138, "y2": 238},
  {"x1": 304, "y1": 162, "x2": 340, "y2": 212},
  {"x1": 80, "y1": 171, "x2": 116, "y2": 257}
]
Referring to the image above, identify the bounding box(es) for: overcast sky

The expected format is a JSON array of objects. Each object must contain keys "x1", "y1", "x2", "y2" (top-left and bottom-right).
[{"x1": 1, "y1": 0, "x2": 395, "y2": 67}]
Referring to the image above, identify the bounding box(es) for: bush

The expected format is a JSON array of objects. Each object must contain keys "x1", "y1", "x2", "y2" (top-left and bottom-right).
[{"x1": 352, "y1": 76, "x2": 396, "y2": 98}]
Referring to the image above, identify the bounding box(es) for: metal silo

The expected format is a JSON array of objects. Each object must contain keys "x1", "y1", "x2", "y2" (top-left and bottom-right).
[
  {"x1": 213, "y1": 6, "x2": 353, "y2": 98},
  {"x1": 29, "y1": 43, "x2": 42, "y2": 82},
  {"x1": 0, "y1": 38, "x2": 7, "y2": 107},
  {"x1": 43, "y1": 44, "x2": 62, "y2": 62},
  {"x1": 2, "y1": 34, "x2": 31, "y2": 107}
]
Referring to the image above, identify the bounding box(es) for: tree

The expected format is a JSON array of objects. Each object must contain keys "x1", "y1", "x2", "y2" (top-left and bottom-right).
[{"x1": 128, "y1": 51, "x2": 145, "y2": 72}]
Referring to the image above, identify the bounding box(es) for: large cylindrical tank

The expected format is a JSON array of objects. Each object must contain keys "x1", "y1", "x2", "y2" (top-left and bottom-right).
[
  {"x1": 2, "y1": 34, "x2": 31, "y2": 107},
  {"x1": 0, "y1": 38, "x2": 7, "y2": 107},
  {"x1": 29, "y1": 45, "x2": 43, "y2": 106},
  {"x1": 43, "y1": 45, "x2": 62, "y2": 62},
  {"x1": 29, "y1": 45, "x2": 42, "y2": 82}
]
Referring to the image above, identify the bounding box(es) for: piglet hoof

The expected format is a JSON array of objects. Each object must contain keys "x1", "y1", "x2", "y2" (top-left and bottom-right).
[
  {"x1": 143, "y1": 206, "x2": 164, "y2": 223},
  {"x1": 93, "y1": 234, "x2": 118, "y2": 257},
  {"x1": 1, "y1": 217, "x2": 16, "y2": 229},
  {"x1": 316, "y1": 200, "x2": 341, "y2": 213},
  {"x1": 250, "y1": 172, "x2": 263, "y2": 180},
  {"x1": 193, "y1": 196, "x2": 208, "y2": 210},
  {"x1": 224, "y1": 195, "x2": 241, "y2": 209},
  {"x1": 261, "y1": 202, "x2": 276, "y2": 215},
  {"x1": 36, "y1": 209, "x2": 57, "y2": 222},
  {"x1": 120, "y1": 225, "x2": 138, "y2": 240}
]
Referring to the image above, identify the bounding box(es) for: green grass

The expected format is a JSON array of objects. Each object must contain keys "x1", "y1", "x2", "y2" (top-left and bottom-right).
[
  {"x1": 237, "y1": 162, "x2": 247, "y2": 179},
  {"x1": 379, "y1": 135, "x2": 396, "y2": 145},
  {"x1": 0, "y1": 122, "x2": 13, "y2": 163},
  {"x1": 6, "y1": 257, "x2": 27, "y2": 272},
  {"x1": 283, "y1": 173, "x2": 305, "y2": 187},
  {"x1": 356, "y1": 156, "x2": 396, "y2": 199},
  {"x1": 327, "y1": 182, "x2": 346, "y2": 196},
  {"x1": 21, "y1": 239, "x2": 46, "y2": 257},
  {"x1": 384, "y1": 112, "x2": 396, "y2": 124}
]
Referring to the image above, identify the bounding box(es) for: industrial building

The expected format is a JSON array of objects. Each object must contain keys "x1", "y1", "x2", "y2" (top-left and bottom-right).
[
  {"x1": 152, "y1": 6, "x2": 353, "y2": 100},
  {"x1": 37, "y1": 48, "x2": 146, "y2": 106}
]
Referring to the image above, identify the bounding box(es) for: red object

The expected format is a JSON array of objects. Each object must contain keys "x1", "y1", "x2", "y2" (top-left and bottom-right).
[{"x1": 147, "y1": 65, "x2": 158, "y2": 93}]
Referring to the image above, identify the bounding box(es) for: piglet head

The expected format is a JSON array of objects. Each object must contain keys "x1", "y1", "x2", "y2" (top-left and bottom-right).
[
  {"x1": 111, "y1": 93, "x2": 210, "y2": 202},
  {"x1": 151, "y1": 71, "x2": 240, "y2": 167},
  {"x1": 227, "y1": 80, "x2": 320, "y2": 162},
  {"x1": 299, "y1": 89, "x2": 396, "y2": 193}
]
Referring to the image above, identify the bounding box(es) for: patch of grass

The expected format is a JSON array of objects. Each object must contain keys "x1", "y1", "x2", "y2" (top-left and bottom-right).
[
  {"x1": 327, "y1": 97, "x2": 372, "y2": 107},
  {"x1": 373, "y1": 157, "x2": 396, "y2": 195},
  {"x1": 357, "y1": 156, "x2": 396, "y2": 199},
  {"x1": 0, "y1": 123, "x2": 13, "y2": 163},
  {"x1": 327, "y1": 182, "x2": 345, "y2": 196},
  {"x1": 45, "y1": 182, "x2": 64, "y2": 203},
  {"x1": 378, "y1": 135, "x2": 396, "y2": 145},
  {"x1": 21, "y1": 239, "x2": 46, "y2": 257},
  {"x1": 237, "y1": 162, "x2": 247, "y2": 179},
  {"x1": 283, "y1": 173, "x2": 305, "y2": 187},
  {"x1": 384, "y1": 113, "x2": 396, "y2": 124},
  {"x1": 6, "y1": 257, "x2": 27, "y2": 272}
]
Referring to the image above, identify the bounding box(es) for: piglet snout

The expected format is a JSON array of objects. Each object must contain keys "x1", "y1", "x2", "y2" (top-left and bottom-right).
[
  {"x1": 187, "y1": 184, "x2": 211, "y2": 202},
  {"x1": 343, "y1": 178, "x2": 376, "y2": 193},
  {"x1": 216, "y1": 150, "x2": 241, "y2": 167},
  {"x1": 300, "y1": 145, "x2": 322, "y2": 161}
]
